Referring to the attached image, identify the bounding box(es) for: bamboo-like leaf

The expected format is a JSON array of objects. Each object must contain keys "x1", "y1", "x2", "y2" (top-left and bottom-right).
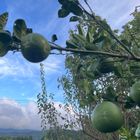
[
  {"x1": 66, "y1": 40, "x2": 78, "y2": 48},
  {"x1": 0, "y1": 12, "x2": 8, "y2": 30},
  {"x1": 77, "y1": 24, "x2": 84, "y2": 36}
]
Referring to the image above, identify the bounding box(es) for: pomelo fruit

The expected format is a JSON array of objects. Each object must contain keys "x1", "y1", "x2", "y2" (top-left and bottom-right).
[
  {"x1": 130, "y1": 81, "x2": 140, "y2": 105},
  {"x1": 91, "y1": 101, "x2": 124, "y2": 133},
  {"x1": 21, "y1": 33, "x2": 50, "y2": 63}
]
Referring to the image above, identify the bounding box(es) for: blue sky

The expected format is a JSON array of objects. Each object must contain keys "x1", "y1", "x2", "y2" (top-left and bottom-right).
[{"x1": 0, "y1": 0, "x2": 139, "y2": 130}]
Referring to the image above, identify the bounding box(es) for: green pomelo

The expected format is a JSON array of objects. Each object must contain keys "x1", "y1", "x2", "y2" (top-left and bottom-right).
[
  {"x1": 91, "y1": 101, "x2": 124, "y2": 133},
  {"x1": 21, "y1": 33, "x2": 50, "y2": 63},
  {"x1": 130, "y1": 81, "x2": 140, "y2": 105}
]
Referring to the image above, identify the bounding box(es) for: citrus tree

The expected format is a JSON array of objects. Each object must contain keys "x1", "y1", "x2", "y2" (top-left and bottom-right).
[
  {"x1": 0, "y1": 0, "x2": 140, "y2": 140},
  {"x1": 57, "y1": 1, "x2": 140, "y2": 139}
]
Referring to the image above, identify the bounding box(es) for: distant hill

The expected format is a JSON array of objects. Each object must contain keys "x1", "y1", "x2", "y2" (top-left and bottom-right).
[
  {"x1": 0, "y1": 128, "x2": 42, "y2": 140},
  {"x1": 0, "y1": 128, "x2": 91, "y2": 140}
]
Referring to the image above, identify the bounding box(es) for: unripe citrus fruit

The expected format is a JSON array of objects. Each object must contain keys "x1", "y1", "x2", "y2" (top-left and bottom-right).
[
  {"x1": 91, "y1": 101, "x2": 124, "y2": 133},
  {"x1": 130, "y1": 81, "x2": 140, "y2": 105},
  {"x1": 99, "y1": 58, "x2": 114, "y2": 74},
  {"x1": 21, "y1": 33, "x2": 50, "y2": 63}
]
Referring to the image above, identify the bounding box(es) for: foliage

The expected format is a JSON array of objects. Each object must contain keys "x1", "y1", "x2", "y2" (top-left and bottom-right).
[
  {"x1": 41, "y1": 128, "x2": 92, "y2": 140},
  {"x1": 58, "y1": 2, "x2": 140, "y2": 140}
]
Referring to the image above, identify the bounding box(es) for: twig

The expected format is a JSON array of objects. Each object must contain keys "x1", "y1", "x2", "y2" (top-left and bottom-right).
[{"x1": 50, "y1": 52, "x2": 66, "y2": 55}]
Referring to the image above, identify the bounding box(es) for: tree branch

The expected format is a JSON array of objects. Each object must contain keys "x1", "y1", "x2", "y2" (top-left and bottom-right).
[
  {"x1": 50, "y1": 42, "x2": 140, "y2": 61},
  {"x1": 79, "y1": 114, "x2": 99, "y2": 140}
]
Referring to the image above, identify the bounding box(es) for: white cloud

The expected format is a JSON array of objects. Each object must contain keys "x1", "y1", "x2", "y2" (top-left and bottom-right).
[
  {"x1": 0, "y1": 98, "x2": 79, "y2": 130},
  {"x1": 0, "y1": 52, "x2": 63, "y2": 78},
  {"x1": 0, "y1": 98, "x2": 35, "y2": 129}
]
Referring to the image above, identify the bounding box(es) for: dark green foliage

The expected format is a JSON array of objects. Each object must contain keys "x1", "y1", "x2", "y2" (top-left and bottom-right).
[
  {"x1": 58, "y1": 0, "x2": 83, "y2": 17},
  {"x1": 124, "y1": 96, "x2": 136, "y2": 109},
  {"x1": 66, "y1": 40, "x2": 78, "y2": 48},
  {"x1": 102, "y1": 85, "x2": 117, "y2": 102},
  {"x1": 58, "y1": 0, "x2": 66, "y2": 4},
  {"x1": 51, "y1": 34, "x2": 58, "y2": 42},
  {"x1": 42, "y1": 129, "x2": 92, "y2": 140},
  {"x1": 69, "y1": 16, "x2": 79, "y2": 22},
  {"x1": 58, "y1": 7, "x2": 70, "y2": 18},
  {"x1": 13, "y1": 19, "x2": 27, "y2": 39}
]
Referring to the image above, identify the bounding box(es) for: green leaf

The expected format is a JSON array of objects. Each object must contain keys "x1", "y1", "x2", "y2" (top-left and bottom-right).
[
  {"x1": 62, "y1": 2, "x2": 82, "y2": 16},
  {"x1": 114, "y1": 65, "x2": 122, "y2": 78},
  {"x1": 66, "y1": 40, "x2": 78, "y2": 48},
  {"x1": 0, "y1": 12, "x2": 8, "y2": 30},
  {"x1": 58, "y1": 0, "x2": 66, "y2": 4},
  {"x1": 98, "y1": 58, "x2": 115, "y2": 74},
  {"x1": 93, "y1": 36, "x2": 106, "y2": 44},
  {"x1": 69, "y1": 16, "x2": 79, "y2": 22},
  {"x1": 103, "y1": 85, "x2": 116, "y2": 101},
  {"x1": 130, "y1": 65, "x2": 140, "y2": 75},
  {"x1": 70, "y1": 3, "x2": 83, "y2": 16},
  {"x1": 51, "y1": 34, "x2": 58, "y2": 42},
  {"x1": 124, "y1": 96, "x2": 136, "y2": 109},
  {"x1": 77, "y1": 24, "x2": 84, "y2": 36},
  {"x1": 58, "y1": 0, "x2": 79, "y2": 5},
  {"x1": 100, "y1": 20, "x2": 112, "y2": 32},
  {"x1": 26, "y1": 28, "x2": 33, "y2": 34},
  {"x1": 58, "y1": 8, "x2": 70, "y2": 18},
  {"x1": 83, "y1": 79, "x2": 93, "y2": 95},
  {"x1": 13, "y1": 19, "x2": 27, "y2": 39},
  {"x1": 72, "y1": 34, "x2": 86, "y2": 43}
]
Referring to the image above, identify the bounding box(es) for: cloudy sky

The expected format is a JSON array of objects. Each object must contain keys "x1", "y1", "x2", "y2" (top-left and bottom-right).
[{"x1": 0, "y1": 0, "x2": 139, "y2": 130}]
